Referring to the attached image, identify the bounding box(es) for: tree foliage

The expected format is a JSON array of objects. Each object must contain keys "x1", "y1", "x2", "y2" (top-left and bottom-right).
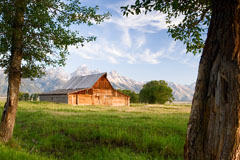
[
  {"x1": 121, "y1": 0, "x2": 211, "y2": 54},
  {"x1": 118, "y1": 89, "x2": 139, "y2": 103},
  {"x1": 30, "y1": 93, "x2": 38, "y2": 101},
  {"x1": 0, "y1": 0, "x2": 110, "y2": 142},
  {"x1": 0, "y1": 0, "x2": 110, "y2": 78},
  {"x1": 18, "y1": 92, "x2": 29, "y2": 101},
  {"x1": 139, "y1": 80, "x2": 174, "y2": 104}
]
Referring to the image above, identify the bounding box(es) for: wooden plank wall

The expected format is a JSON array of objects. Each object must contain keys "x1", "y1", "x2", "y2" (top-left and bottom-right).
[
  {"x1": 68, "y1": 76, "x2": 130, "y2": 106},
  {"x1": 112, "y1": 97, "x2": 128, "y2": 106},
  {"x1": 40, "y1": 95, "x2": 68, "y2": 103},
  {"x1": 68, "y1": 90, "x2": 129, "y2": 106},
  {"x1": 68, "y1": 94, "x2": 92, "y2": 105},
  {"x1": 77, "y1": 94, "x2": 92, "y2": 105}
]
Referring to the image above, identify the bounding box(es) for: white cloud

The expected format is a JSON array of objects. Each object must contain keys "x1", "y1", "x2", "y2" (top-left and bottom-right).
[
  {"x1": 69, "y1": 38, "x2": 199, "y2": 68},
  {"x1": 126, "y1": 54, "x2": 137, "y2": 64},
  {"x1": 108, "y1": 13, "x2": 168, "y2": 33},
  {"x1": 139, "y1": 49, "x2": 163, "y2": 64},
  {"x1": 69, "y1": 39, "x2": 131, "y2": 64},
  {"x1": 69, "y1": 46, "x2": 94, "y2": 59},
  {"x1": 104, "y1": 2, "x2": 184, "y2": 56},
  {"x1": 106, "y1": 6, "x2": 184, "y2": 34},
  {"x1": 68, "y1": 1, "x2": 197, "y2": 68},
  {"x1": 106, "y1": 0, "x2": 136, "y2": 13},
  {"x1": 122, "y1": 28, "x2": 132, "y2": 48},
  {"x1": 107, "y1": 56, "x2": 119, "y2": 64},
  {"x1": 168, "y1": 41, "x2": 177, "y2": 53},
  {"x1": 135, "y1": 35, "x2": 146, "y2": 49},
  {"x1": 104, "y1": 45, "x2": 124, "y2": 57}
]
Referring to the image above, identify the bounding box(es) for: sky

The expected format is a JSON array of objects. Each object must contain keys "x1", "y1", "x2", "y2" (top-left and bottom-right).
[{"x1": 64, "y1": 0, "x2": 202, "y2": 85}]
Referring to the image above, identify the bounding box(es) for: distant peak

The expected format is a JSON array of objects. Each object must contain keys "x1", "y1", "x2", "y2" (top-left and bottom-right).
[
  {"x1": 71, "y1": 65, "x2": 100, "y2": 77},
  {"x1": 111, "y1": 70, "x2": 118, "y2": 73}
]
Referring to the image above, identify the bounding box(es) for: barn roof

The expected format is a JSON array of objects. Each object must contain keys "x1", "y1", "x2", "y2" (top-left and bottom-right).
[
  {"x1": 39, "y1": 89, "x2": 84, "y2": 95},
  {"x1": 62, "y1": 72, "x2": 107, "y2": 90},
  {"x1": 39, "y1": 72, "x2": 108, "y2": 95}
]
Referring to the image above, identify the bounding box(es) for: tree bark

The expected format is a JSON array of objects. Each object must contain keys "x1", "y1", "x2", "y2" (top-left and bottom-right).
[
  {"x1": 0, "y1": 0, "x2": 25, "y2": 142},
  {"x1": 184, "y1": 0, "x2": 240, "y2": 159}
]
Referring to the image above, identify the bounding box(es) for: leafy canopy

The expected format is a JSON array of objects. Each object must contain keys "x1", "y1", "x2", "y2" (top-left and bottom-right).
[
  {"x1": 139, "y1": 80, "x2": 174, "y2": 104},
  {"x1": 0, "y1": 0, "x2": 110, "y2": 78},
  {"x1": 121, "y1": 0, "x2": 211, "y2": 54},
  {"x1": 118, "y1": 89, "x2": 139, "y2": 103}
]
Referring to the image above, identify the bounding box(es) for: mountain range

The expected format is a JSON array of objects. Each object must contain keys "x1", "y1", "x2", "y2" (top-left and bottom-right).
[{"x1": 0, "y1": 65, "x2": 195, "y2": 101}]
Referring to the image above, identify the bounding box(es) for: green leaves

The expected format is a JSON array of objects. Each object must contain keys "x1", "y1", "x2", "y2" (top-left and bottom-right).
[
  {"x1": 121, "y1": 0, "x2": 212, "y2": 55},
  {"x1": 139, "y1": 80, "x2": 174, "y2": 104},
  {"x1": 0, "y1": 0, "x2": 110, "y2": 79}
]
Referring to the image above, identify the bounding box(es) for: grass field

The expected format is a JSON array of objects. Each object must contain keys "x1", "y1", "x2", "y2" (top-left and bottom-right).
[{"x1": 0, "y1": 101, "x2": 191, "y2": 160}]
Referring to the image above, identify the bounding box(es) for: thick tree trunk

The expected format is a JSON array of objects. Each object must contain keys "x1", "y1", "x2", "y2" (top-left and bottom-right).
[
  {"x1": 184, "y1": 0, "x2": 240, "y2": 159},
  {"x1": 0, "y1": 0, "x2": 25, "y2": 142}
]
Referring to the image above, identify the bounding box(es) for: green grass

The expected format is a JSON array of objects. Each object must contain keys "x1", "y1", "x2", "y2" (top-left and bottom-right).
[
  {"x1": 0, "y1": 143, "x2": 51, "y2": 160},
  {"x1": 0, "y1": 101, "x2": 190, "y2": 160}
]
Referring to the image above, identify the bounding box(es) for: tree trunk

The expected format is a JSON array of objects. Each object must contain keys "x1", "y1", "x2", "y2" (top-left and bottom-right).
[
  {"x1": 0, "y1": 0, "x2": 25, "y2": 142},
  {"x1": 184, "y1": 0, "x2": 240, "y2": 159}
]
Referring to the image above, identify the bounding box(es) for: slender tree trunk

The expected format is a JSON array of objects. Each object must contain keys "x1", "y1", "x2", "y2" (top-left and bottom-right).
[
  {"x1": 0, "y1": 0, "x2": 25, "y2": 142},
  {"x1": 184, "y1": 0, "x2": 240, "y2": 159}
]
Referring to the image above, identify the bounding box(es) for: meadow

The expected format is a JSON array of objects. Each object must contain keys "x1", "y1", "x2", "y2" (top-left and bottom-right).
[{"x1": 0, "y1": 101, "x2": 191, "y2": 160}]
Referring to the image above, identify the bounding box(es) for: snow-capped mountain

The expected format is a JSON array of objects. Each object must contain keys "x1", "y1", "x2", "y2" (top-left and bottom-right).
[
  {"x1": 69, "y1": 66, "x2": 144, "y2": 92},
  {"x1": 0, "y1": 71, "x2": 43, "y2": 95},
  {"x1": 107, "y1": 71, "x2": 144, "y2": 93},
  {"x1": 71, "y1": 64, "x2": 100, "y2": 77},
  {"x1": 0, "y1": 65, "x2": 195, "y2": 101},
  {"x1": 0, "y1": 68, "x2": 69, "y2": 95},
  {"x1": 35, "y1": 68, "x2": 70, "y2": 92},
  {"x1": 168, "y1": 82, "x2": 195, "y2": 102}
]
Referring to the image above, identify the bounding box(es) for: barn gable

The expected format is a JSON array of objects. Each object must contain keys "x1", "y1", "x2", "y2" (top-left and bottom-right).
[
  {"x1": 92, "y1": 74, "x2": 114, "y2": 90},
  {"x1": 62, "y1": 73, "x2": 107, "y2": 90}
]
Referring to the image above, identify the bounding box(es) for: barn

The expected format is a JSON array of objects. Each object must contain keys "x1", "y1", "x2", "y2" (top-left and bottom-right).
[{"x1": 39, "y1": 73, "x2": 130, "y2": 106}]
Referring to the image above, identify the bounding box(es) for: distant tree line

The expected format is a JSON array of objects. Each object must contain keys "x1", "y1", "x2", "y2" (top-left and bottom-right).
[
  {"x1": 118, "y1": 80, "x2": 174, "y2": 104},
  {"x1": 18, "y1": 92, "x2": 39, "y2": 101}
]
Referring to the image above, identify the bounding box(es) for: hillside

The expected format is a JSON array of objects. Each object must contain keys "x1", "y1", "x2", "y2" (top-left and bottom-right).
[
  {"x1": 168, "y1": 82, "x2": 195, "y2": 102},
  {"x1": 0, "y1": 65, "x2": 195, "y2": 101}
]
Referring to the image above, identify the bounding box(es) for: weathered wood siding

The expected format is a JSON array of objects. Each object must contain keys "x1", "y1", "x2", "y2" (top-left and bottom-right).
[
  {"x1": 67, "y1": 76, "x2": 130, "y2": 106},
  {"x1": 77, "y1": 94, "x2": 92, "y2": 105},
  {"x1": 93, "y1": 76, "x2": 113, "y2": 90},
  {"x1": 39, "y1": 94, "x2": 68, "y2": 103},
  {"x1": 112, "y1": 97, "x2": 126, "y2": 106},
  {"x1": 41, "y1": 75, "x2": 130, "y2": 106}
]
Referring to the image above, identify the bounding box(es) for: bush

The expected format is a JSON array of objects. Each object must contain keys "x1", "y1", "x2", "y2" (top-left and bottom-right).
[
  {"x1": 19, "y1": 92, "x2": 29, "y2": 101},
  {"x1": 139, "y1": 80, "x2": 174, "y2": 104},
  {"x1": 30, "y1": 93, "x2": 39, "y2": 101}
]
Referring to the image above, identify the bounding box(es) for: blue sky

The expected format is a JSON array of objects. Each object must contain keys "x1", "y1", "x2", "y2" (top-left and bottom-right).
[{"x1": 64, "y1": 0, "x2": 201, "y2": 85}]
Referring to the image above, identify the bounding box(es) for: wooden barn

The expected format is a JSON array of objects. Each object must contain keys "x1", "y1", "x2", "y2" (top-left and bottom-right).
[{"x1": 39, "y1": 73, "x2": 130, "y2": 106}]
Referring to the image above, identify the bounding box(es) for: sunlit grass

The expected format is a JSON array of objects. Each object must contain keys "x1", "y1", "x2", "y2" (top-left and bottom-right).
[{"x1": 0, "y1": 101, "x2": 190, "y2": 160}]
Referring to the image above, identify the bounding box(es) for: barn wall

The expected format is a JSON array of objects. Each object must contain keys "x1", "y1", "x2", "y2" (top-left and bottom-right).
[
  {"x1": 77, "y1": 94, "x2": 92, "y2": 105},
  {"x1": 68, "y1": 93, "x2": 92, "y2": 105},
  {"x1": 112, "y1": 97, "x2": 129, "y2": 106},
  {"x1": 91, "y1": 89, "x2": 129, "y2": 106},
  {"x1": 39, "y1": 94, "x2": 68, "y2": 103},
  {"x1": 93, "y1": 76, "x2": 113, "y2": 90},
  {"x1": 92, "y1": 76, "x2": 130, "y2": 106},
  {"x1": 67, "y1": 76, "x2": 130, "y2": 106}
]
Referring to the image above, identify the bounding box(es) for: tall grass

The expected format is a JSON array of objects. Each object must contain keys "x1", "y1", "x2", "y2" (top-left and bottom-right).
[{"x1": 0, "y1": 101, "x2": 190, "y2": 160}]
